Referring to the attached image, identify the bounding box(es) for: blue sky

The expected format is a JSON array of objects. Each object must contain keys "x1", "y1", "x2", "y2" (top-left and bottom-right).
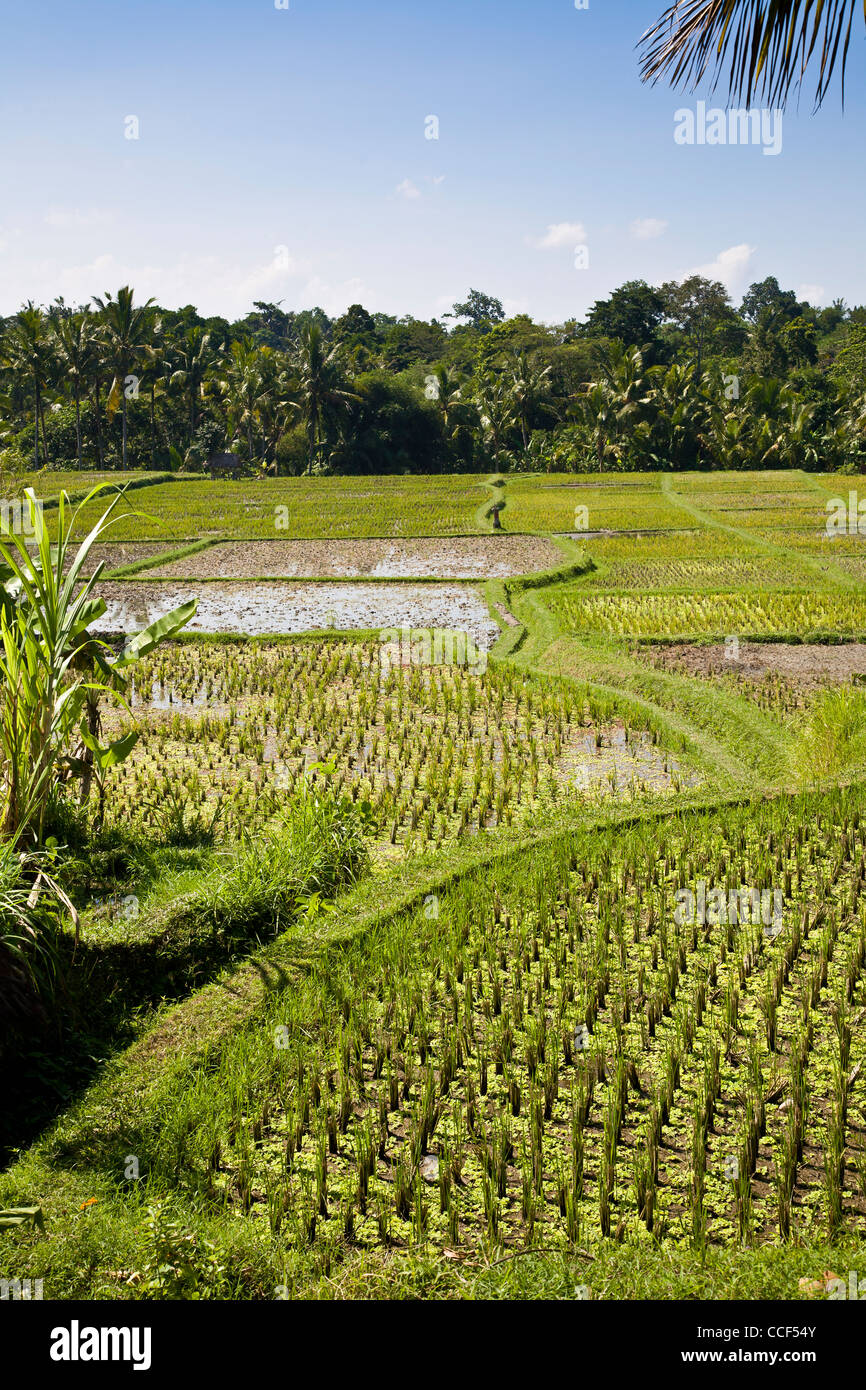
[{"x1": 0, "y1": 0, "x2": 863, "y2": 322}]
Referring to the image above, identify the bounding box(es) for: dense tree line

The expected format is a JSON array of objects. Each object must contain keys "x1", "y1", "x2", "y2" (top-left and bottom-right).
[{"x1": 1, "y1": 276, "x2": 865, "y2": 476}]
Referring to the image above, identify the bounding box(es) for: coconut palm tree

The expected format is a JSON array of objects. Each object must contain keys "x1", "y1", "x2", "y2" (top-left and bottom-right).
[
  {"x1": 93, "y1": 286, "x2": 154, "y2": 469},
  {"x1": 507, "y1": 351, "x2": 556, "y2": 450},
  {"x1": 427, "y1": 363, "x2": 478, "y2": 467},
  {"x1": 255, "y1": 349, "x2": 298, "y2": 470},
  {"x1": 840, "y1": 392, "x2": 866, "y2": 471},
  {"x1": 645, "y1": 360, "x2": 714, "y2": 468},
  {"x1": 474, "y1": 367, "x2": 516, "y2": 470},
  {"x1": 136, "y1": 312, "x2": 170, "y2": 469},
  {"x1": 568, "y1": 344, "x2": 657, "y2": 470},
  {"x1": 295, "y1": 324, "x2": 358, "y2": 475},
  {"x1": 218, "y1": 340, "x2": 270, "y2": 464},
  {"x1": 760, "y1": 388, "x2": 818, "y2": 468},
  {"x1": 3, "y1": 305, "x2": 55, "y2": 471},
  {"x1": 640, "y1": 1, "x2": 863, "y2": 108},
  {"x1": 427, "y1": 364, "x2": 464, "y2": 433},
  {"x1": 169, "y1": 325, "x2": 218, "y2": 448},
  {"x1": 49, "y1": 306, "x2": 98, "y2": 470}
]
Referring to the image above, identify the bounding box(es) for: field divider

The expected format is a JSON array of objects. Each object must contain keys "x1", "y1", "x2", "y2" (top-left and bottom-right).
[
  {"x1": 25, "y1": 471, "x2": 178, "y2": 511},
  {"x1": 474, "y1": 475, "x2": 506, "y2": 532},
  {"x1": 104, "y1": 571, "x2": 497, "y2": 586},
  {"x1": 105, "y1": 538, "x2": 222, "y2": 578}
]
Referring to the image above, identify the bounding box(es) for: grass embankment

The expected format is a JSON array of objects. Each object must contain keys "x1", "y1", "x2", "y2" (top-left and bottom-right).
[
  {"x1": 0, "y1": 789, "x2": 369, "y2": 1162},
  {"x1": 489, "y1": 568, "x2": 787, "y2": 794}
]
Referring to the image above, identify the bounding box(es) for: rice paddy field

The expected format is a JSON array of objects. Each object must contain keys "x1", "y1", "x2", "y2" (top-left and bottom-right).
[
  {"x1": 549, "y1": 590, "x2": 866, "y2": 640},
  {"x1": 4, "y1": 466, "x2": 866, "y2": 1307},
  {"x1": 166, "y1": 787, "x2": 866, "y2": 1261},
  {"x1": 102, "y1": 638, "x2": 691, "y2": 851},
  {"x1": 59, "y1": 473, "x2": 491, "y2": 542},
  {"x1": 502, "y1": 472, "x2": 689, "y2": 533}
]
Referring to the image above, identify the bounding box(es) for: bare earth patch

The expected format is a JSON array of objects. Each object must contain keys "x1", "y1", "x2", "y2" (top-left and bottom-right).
[
  {"x1": 60, "y1": 542, "x2": 170, "y2": 576},
  {"x1": 641, "y1": 641, "x2": 866, "y2": 686},
  {"x1": 145, "y1": 536, "x2": 565, "y2": 580},
  {"x1": 93, "y1": 579, "x2": 501, "y2": 648}
]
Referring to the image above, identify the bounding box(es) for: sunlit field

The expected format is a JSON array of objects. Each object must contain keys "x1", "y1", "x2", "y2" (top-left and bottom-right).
[{"x1": 2, "y1": 467, "x2": 865, "y2": 1308}]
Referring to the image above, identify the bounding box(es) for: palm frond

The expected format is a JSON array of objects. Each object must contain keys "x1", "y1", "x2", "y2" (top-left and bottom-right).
[{"x1": 639, "y1": 0, "x2": 862, "y2": 108}]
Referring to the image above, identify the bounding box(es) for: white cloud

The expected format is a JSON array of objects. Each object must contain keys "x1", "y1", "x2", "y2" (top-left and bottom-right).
[
  {"x1": 44, "y1": 206, "x2": 113, "y2": 230},
  {"x1": 0, "y1": 248, "x2": 320, "y2": 319},
  {"x1": 688, "y1": 243, "x2": 756, "y2": 292},
  {"x1": 797, "y1": 283, "x2": 825, "y2": 306},
  {"x1": 531, "y1": 221, "x2": 587, "y2": 250},
  {"x1": 294, "y1": 275, "x2": 369, "y2": 316},
  {"x1": 394, "y1": 179, "x2": 421, "y2": 200},
  {"x1": 630, "y1": 217, "x2": 667, "y2": 240}
]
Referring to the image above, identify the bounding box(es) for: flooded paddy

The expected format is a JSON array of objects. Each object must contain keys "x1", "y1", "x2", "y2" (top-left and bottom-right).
[
  {"x1": 94, "y1": 579, "x2": 502, "y2": 649},
  {"x1": 100, "y1": 638, "x2": 697, "y2": 852}
]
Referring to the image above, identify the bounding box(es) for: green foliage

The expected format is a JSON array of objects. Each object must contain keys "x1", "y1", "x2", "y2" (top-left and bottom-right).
[
  {"x1": 0, "y1": 486, "x2": 195, "y2": 843},
  {"x1": 791, "y1": 686, "x2": 866, "y2": 783},
  {"x1": 0, "y1": 276, "x2": 864, "y2": 477},
  {"x1": 129, "y1": 1205, "x2": 239, "y2": 1299}
]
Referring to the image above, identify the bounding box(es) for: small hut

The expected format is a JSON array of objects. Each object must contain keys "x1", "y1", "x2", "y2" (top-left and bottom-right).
[{"x1": 206, "y1": 452, "x2": 242, "y2": 480}]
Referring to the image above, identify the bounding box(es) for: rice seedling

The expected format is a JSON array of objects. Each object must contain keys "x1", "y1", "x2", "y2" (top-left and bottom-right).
[
  {"x1": 94, "y1": 636, "x2": 690, "y2": 849},
  {"x1": 550, "y1": 588, "x2": 866, "y2": 641},
  {"x1": 120, "y1": 783, "x2": 866, "y2": 1262},
  {"x1": 66, "y1": 474, "x2": 489, "y2": 543}
]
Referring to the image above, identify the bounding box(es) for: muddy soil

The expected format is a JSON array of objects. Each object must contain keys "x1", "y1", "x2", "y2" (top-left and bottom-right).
[
  {"x1": 93, "y1": 580, "x2": 501, "y2": 648},
  {"x1": 146, "y1": 535, "x2": 565, "y2": 580},
  {"x1": 52, "y1": 542, "x2": 169, "y2": 576},
  {"x1": 641, "y1": 641, "x2": 866, "y2": 686}
]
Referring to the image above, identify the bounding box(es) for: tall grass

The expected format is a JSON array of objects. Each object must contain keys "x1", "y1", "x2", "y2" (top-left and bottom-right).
[
  {"x1": 0, "y1": 841, "x2": 59, "y2": 1051},
  {"x1": 791, "y1": 686, "x2": 866, "y2": 783}
]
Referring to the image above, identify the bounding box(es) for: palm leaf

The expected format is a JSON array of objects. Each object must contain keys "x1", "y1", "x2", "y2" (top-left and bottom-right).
[{"x1": 638, "y1": 0, "x2": 862, "y2": 108}]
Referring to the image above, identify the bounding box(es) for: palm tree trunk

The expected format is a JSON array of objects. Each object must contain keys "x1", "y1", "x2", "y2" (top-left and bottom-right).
[
  {"x1": 39, "y1": 397, "x2": 51, "y2": 466},
  {"x1": 122, "y1": 394, "x2": 128, "y2": 469},
  {"x1": 33, "y1": 378, "x2": 40, "y2": 470},
  {"x1": 94, "y1": 379, "x2": 103, "y2": 468},
  {"x1": 74, "y1": 389, "x2": 82, "y2": 469}
]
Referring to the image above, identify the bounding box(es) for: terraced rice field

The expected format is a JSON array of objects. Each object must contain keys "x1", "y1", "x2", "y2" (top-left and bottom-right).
[
  {"x1": 155, "y1": 787, "x2": 866, "y2": 1260},
  {"x1": 142, "y1": 535, "x2": 566, "y2": 580},
  {"x1": 549, "y1": 589, "x2": 866, "y2": 640},
  {"x1": 103, "y1": 639, "x2": 692, "y2": 849},
  {"x1": 502, "y1": 475, "x2": 688, "y2": 534},
  {"x1": 5, "y1": 467, "x2": 866, "y2": 1309},
  {"x1": 94, "y1": 580, "x2": 502, "y2": 645},
  {"x1": 581, "y1": 556, "x2": 811, "y2": 592},
  {"x1": 65, "y1": 473, "x2": 490, "y2": 542}
]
